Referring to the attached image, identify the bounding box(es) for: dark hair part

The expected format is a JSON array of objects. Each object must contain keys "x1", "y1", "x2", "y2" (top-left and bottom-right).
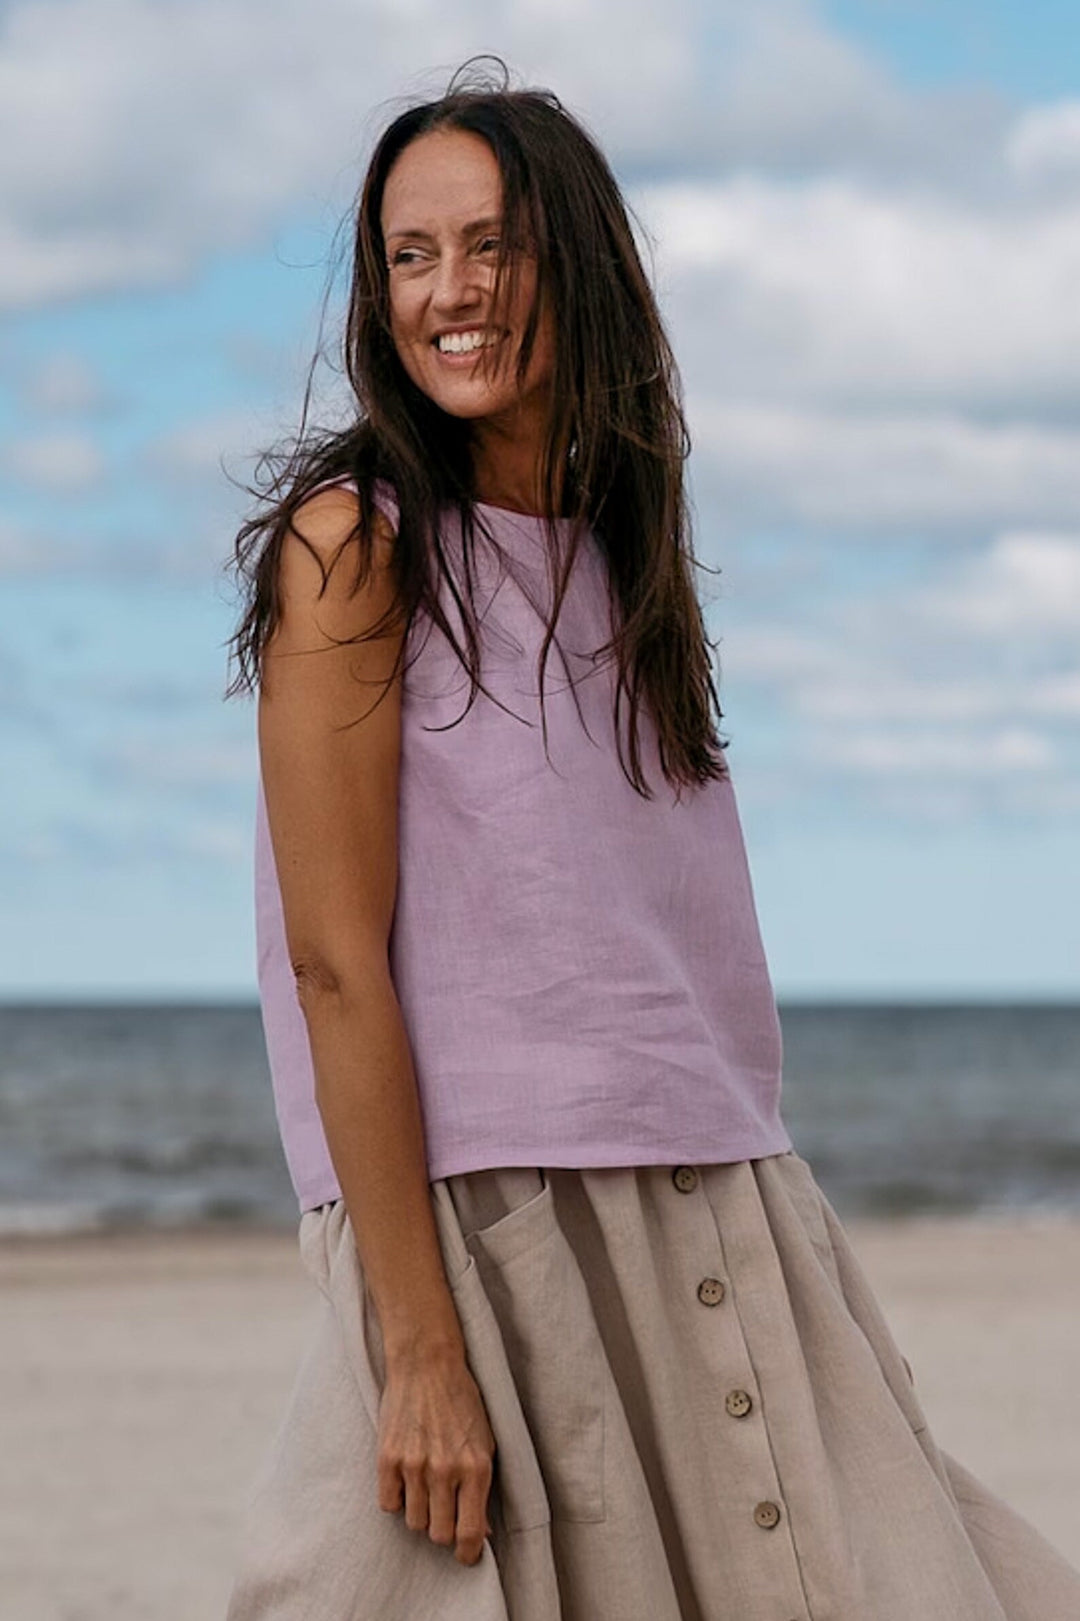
[{"x1": 223, "y1": 55, "x2": 729, "y2": 798}]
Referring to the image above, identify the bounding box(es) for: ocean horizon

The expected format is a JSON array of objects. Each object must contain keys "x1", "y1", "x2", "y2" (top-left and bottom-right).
[{"x1": 2, "y1": 999, "x2": 1078, "y2": 1238}]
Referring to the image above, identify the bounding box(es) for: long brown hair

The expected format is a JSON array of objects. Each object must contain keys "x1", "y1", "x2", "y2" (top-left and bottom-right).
[{"x1": 223, "y1": 55, "x2": 729, "y2": 799}]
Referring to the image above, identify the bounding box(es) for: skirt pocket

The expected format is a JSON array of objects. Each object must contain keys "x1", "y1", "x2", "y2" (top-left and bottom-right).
[{"x1": 455, "y1": 1169, "x2": 608, "y2": 1528}]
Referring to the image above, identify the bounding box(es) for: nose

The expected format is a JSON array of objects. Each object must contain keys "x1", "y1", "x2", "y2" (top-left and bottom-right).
[{"x1": 430, "y1": 245, "x2": 487, "y2": 313}]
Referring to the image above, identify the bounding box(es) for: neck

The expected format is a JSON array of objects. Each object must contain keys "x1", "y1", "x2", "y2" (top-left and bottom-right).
[{"x1": 469, "y1": 396, "x2": 564, "y2": 517}]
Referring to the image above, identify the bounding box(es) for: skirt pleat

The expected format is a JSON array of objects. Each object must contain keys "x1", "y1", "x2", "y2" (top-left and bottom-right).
[{"x1": 225, "y1": 1149, "x2": 1080, "y2": 1620}]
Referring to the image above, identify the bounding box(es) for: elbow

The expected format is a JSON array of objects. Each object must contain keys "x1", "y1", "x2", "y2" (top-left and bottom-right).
[
  {"x1": 291, "y1": 953, "x2": 344, "y2": 1006},
  {"x1": 290, "y1": 945, "x2": 391, "y2": 1016}
]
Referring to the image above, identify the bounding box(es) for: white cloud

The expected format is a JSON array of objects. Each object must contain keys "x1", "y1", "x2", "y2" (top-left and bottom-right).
[
  {"x1": 0, "y1": 0, "x2": 705, "y2": 310},
  {"x1": 818, "y1": 726, "x2": 1056, "y2": 777},
  {"x1": 640, "y1": 175, "x2": 1080, "y2": 410},
  {"x1": 142, "y1": 409, "x2": 272, "y2": 483},
  {"x1": 722, "y1": 526, "x2": 1080, "y2": 818},
  {"x1": 0, "y1": 517, "x2": 39, "y2": 572},
  {"x1": 4, "y1": 431, "x2": 105, "y2": 491},
  {"x1": 914, "y1": 531, "x2": 1080, "y2": 636},
  {"x1": 95, "y1": 737, "x2": 257, "y2": 791},
  {"x1": 0, "y1": 514, "x2": 104, "y2": 576},
  {"x1": 1005, "y1": 99, "x2": 1080, "y2": 183},
  {"x1": 731, "y1": 528, "x2": 1080, "y2": 687},
  {"x1": 20, "y1": 352, "x2": 108, "y2": 414},
  {"x1": 673, "y1": 6, "x2": 1008, "y2": 188},
  {"x1": 3, "y1": 0, "x2": 1078, "y2": 837},
  {"x1": 0, "y1": 0, "x2": 1025, "y2": 312},
  {"x1": 688, "y1": 402, "x2": 1080, "y2": 532}
]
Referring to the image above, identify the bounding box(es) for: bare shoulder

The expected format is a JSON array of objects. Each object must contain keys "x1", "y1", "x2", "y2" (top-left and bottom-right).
[
  {"x1": 282, "y1": 481, "x2": 396, "y2": 586},
  {"x1": 286, "y1": 482, "x2": 396, "y2": 568},
  {"x1": 268, "y1": 482, "x2": 402, "y2": 669}
]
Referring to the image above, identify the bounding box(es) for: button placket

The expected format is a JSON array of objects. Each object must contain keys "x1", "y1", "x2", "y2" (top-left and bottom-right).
[{"x1": 676, "y1": 1166, "x2": 802, "y2": 1602}]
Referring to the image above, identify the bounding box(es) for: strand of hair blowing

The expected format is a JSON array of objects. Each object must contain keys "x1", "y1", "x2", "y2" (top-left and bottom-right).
[{"x1": 223, "y1": 54, "x2": 730, "y2": 801}]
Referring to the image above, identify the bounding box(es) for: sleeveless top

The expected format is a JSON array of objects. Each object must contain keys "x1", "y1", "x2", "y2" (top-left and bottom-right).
[{"x1": 254, "y1": 476, "x2": 792, "y2": 1212}]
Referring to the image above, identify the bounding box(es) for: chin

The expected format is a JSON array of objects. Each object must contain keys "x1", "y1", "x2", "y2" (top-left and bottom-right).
[{"x1": 427, "y1": 382, "x2": 519, "y2": 420}]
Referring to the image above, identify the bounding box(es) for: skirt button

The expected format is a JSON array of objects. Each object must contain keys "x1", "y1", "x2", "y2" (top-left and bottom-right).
[
  {"x1": 672, "y1": 1165, "x2": 699, "y2": 1193},
  {"x1": 753, "y1": 1500, "x2": 782, "y2": 1529},
  {"x1": 725, "y1": 1388, "x2": 753, "y2": 1418},
  {"x1": 697, "y1": 1276, "x2": 726, "y2": 1306}
]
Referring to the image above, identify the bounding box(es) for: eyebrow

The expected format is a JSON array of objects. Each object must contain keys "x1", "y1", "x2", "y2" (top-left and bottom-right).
[{"x1": 384, "y1": 216, "x2": 502, "y2": 244}]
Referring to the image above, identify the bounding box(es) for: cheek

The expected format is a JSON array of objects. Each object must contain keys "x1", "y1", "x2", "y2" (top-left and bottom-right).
[
  {"x1": 388, "y1": 313, "x2": 430, "y2": 384},
  {"x1": 388, "y1": 289, "x2": 423, "y2": 349}
]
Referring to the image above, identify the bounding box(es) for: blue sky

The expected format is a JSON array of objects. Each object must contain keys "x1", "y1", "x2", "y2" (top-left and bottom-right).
[{"x1": 2, "y1": 0, "x2": 1078, "y2": 1001}]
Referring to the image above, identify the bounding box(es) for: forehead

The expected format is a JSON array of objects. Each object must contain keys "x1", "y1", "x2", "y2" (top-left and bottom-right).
[{"x1": 381, "y1": 128, "x2": 503, "y2": 236}]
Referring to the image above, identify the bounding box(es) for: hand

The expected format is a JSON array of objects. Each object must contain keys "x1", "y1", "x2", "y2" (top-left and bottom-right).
[{"x1": 376, "y1": 1343, "x2": 497, "y2": 1566}]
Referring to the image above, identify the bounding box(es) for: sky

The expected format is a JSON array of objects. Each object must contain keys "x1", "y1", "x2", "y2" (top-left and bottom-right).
[{"x1": 2, "y1": 0, "x2": 1078, "y2": 1002}]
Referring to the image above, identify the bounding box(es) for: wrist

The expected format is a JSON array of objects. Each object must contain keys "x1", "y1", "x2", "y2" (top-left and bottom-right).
[{"x1": 381, "y1": 1304, "x2": 467, "y2": 1370}]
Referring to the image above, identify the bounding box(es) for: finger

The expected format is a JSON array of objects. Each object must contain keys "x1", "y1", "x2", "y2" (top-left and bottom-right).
[
  {"x1": 454, "y1": 1467, "x2": 493, "y2": 1563},
  {"x1": 401, "y1": 1456, "x2": 429, "y2": 1533},
  {"x1": 425, "y1": 1465, "x2": 458, "y2": 1548},
  {"x1": 376, "y1": 1455, "x2": 404, "y2": 1515}
]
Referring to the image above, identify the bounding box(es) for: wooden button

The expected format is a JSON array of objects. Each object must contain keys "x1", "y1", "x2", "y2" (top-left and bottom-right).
[
  {"x1": 725, "y1": 1388, "x2": 753, "y2": 1418},
  {"x1": 753, "y1": 1499, "x2": 782, "y2": 1529},
  {"x1": 672, "y1": 1165, "x2": 699, "y2": 1193},
  {"x1": 697, "y1": 1276, "x2": 726, "y2": 1306}
]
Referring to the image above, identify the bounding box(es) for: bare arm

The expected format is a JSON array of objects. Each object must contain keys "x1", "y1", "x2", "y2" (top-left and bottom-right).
[
  {"x1": 259, "y1": 485, "x2": 462, "y2": 1361},
  {"x1": 258, "y1": 485, "x2": 493, "y2": 1561}
]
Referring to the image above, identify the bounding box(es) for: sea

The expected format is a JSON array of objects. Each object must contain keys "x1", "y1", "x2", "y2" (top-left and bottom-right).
[{"x1": 1, "y1": 1001, "x2": 1078, "y2": 1237}]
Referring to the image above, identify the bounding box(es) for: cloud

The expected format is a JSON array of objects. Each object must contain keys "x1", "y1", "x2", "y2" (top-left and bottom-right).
[
  {"x1": 913, "y1": 531, "x2": 1080, "y2": 637},
  {"x1": 732, "y1": 528, "x2": 1080, "y2": 683},
  {"x1": 0, "y1": 516, "x2": 40, "y2": 572},
  {"x1": 2, "y1": 0, "x2": 1077, "y2": 838},
  {"x1": 817, "y1": 726, "x2": 1056, "y2": 777},
  {"x1": 688, "y1": 402, "x2": 1080, "y2": 534},
  {"x1": 722, "y1": 527, "x2": 1080, "y2": 820},
  {"x1": 142, "y1": 409, "x2": 271, "y2": 484},
  {"x1": 0, "y1": 811, "x2": 252, "y2": 869},
  {"x1": 655, "y1": 6, "x2": 1008, "y2": 189},
  {"x1": 0, "y1": 0, "x2": 703, "y2": 310},
  {"x1": 20, "y1": 351, "x2": 109, "y2": 414},
  {"x1": 0, "y1": 510, "x2": 114, "y2": 576},
  {"x1": 0, "y1": 0, "x2": 1030, "y2": 313},
  {"x1": 1005, "y1": 99, "x2": 1080, "y2": 184},
  {"x1": 4, "y1": 430, "x2": 105, "y2": 492},
  {"x1": 639, "y1": 175, "x2": 1080, "y2": 410},
  {"x1": 623, "y1": 167, "x2": 1080, "y2": 537},
  {"x1": 90, "y1": 736, "x2": 257, "y2": 793}
]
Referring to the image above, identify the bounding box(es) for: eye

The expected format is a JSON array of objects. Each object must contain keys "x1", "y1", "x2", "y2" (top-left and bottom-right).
[
  {"x1": 476, "y1": 235, "x2": 500, "y2": 254},
  {"x1": 390, "y1": 248, "x2": 423, "y2": 266}
]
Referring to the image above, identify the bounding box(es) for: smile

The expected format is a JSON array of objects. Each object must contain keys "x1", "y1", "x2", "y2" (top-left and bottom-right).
[{"x1": 432, "y1": 328, "x2": 507, "y2": 358}]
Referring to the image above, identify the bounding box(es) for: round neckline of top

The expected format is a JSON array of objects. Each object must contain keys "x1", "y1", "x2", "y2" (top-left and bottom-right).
[{"x1": 474, "y1": 500, "x2": 574, "y2": 523}]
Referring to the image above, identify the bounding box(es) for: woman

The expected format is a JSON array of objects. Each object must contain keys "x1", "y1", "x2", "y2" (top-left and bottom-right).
[{"x1": 223, "y1": 56, "x2": 1080, "y2": 1621}]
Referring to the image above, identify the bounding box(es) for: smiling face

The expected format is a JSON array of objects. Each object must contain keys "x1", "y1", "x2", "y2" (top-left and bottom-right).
[{"x1": 380, "y1": 126, "x2": 556, "y2": 428}]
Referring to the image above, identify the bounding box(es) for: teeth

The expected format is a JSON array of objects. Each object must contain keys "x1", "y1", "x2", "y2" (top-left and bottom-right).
[{"x1": 437, "y1": 329, "x2": 500, "y2": 354}]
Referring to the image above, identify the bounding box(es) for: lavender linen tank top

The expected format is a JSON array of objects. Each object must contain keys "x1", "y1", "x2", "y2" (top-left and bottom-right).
[{"x1": 254, "y1": 477, "x2": 792, "y2": 1211}]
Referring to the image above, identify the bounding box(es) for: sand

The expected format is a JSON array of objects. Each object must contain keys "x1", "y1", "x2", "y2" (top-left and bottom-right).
[{"x1": 2, "y1": 1213, "x2": 1079, "y2": 1620}]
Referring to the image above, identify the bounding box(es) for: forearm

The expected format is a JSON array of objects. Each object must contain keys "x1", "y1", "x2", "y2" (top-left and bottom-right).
[{"x1": 299, "y1": 967, "x2": 466, "y2": 1367}]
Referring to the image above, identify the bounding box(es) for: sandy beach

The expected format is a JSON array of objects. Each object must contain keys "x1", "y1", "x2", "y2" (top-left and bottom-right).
[{"x1": 2, "y1": 1213, "x2": 1079, "y2": 1620}]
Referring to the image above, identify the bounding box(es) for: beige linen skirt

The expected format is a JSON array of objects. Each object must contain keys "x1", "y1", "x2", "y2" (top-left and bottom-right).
[{"x1": 225, "y1": 1149, "x2": 1080, "y2": 1619}]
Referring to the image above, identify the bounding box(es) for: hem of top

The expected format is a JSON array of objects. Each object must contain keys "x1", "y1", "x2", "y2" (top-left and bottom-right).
[{"x1": 291, "y1": 1121, "x2": 795, "y2": 1215}]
